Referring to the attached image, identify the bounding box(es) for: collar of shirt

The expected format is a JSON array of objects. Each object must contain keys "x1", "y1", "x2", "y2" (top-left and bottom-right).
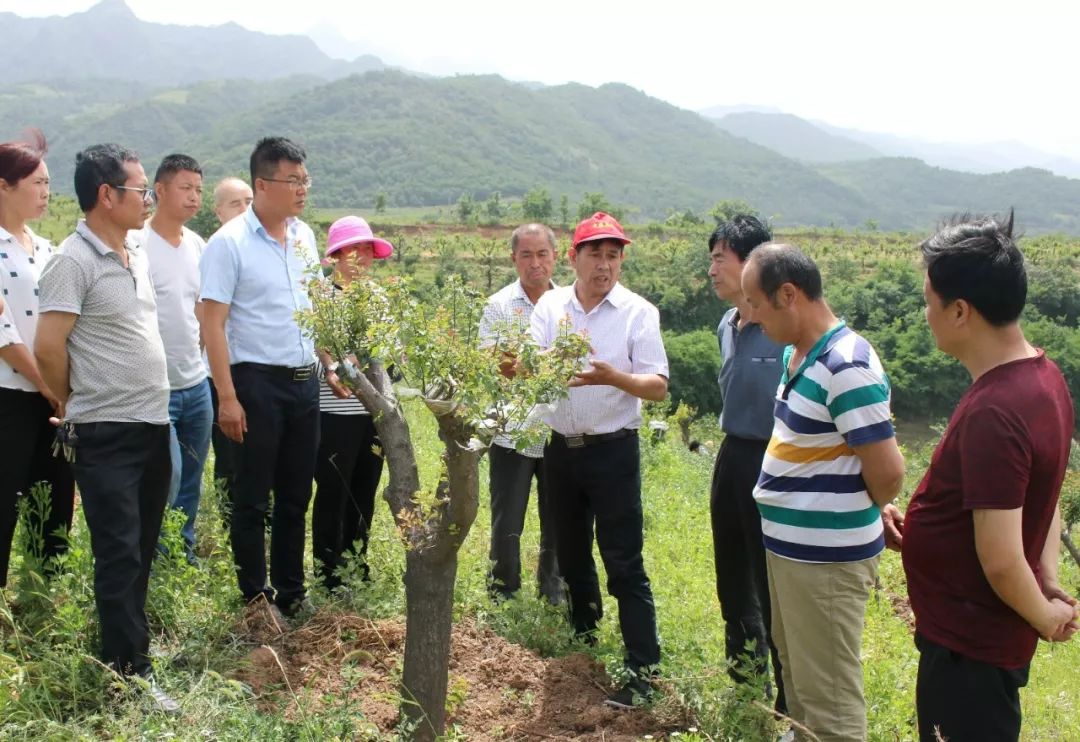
[
  {"x1": 241, "y1": 206, "x2": 305, "y2": 249},
  {"x1": 510, "y1": 278, "x2": 557, "y2": 306},
  {"x1": 0, "y1": 224, "x2": 47, "y2": 250},
  {"x1": 75, "y1": 220, "x2": 137, "y2": 259},
  {"x1": 567, "y1": 280, "x2": 629, "y2": 313},
  {"x1": 781, "y1": 320, "x2": 848, "y2": 385}
]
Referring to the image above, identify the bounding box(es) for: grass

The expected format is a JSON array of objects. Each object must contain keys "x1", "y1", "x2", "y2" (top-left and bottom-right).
[{"x1": 2, "y1": 403, "x2": 1078, "y2": 741}]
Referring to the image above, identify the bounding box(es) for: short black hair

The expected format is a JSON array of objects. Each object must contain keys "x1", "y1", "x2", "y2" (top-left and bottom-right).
[
  {"x1": 708, "y1": 214, "x2": 772, "y2": 260},
  {"x1": 748, "y1": 243, "x2": 823, "y2": 303},
  {"x1": 250, "y1": 136, "x2": 306, "y2": 186},
  {"x1": 154, "y1": 153, "x2": 202, "y2": 184},
  {"x1": 73, "y1": 143, "x2": 139, "y2": 212},
  {"x1": 920, "y1": 211, "x2": 1026, "y2": 326}
]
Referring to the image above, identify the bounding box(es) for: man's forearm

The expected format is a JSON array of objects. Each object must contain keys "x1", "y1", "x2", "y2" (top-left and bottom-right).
[
  {"x1": 35, "y1": 343, "x2": 70, "y2": 405},
  {"x1": 204, "y1": 328, "x2": 235, "y2": 400},
  {"x1": 0, "y1": 343, "x2": 49, "y2": 392},
  {"x1": 614, "y1": 372, "x2": 668, "y2": 402},
  {"x1": 1039, "y1": 507, "x2": 1064, "y2": 587},
  {"x1": 983, "y1": 555, "x2": 1058, "y2": 632}
]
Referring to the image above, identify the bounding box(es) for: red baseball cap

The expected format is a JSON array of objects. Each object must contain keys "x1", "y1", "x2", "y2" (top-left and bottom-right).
[{"x1": 572, "y1": 211, "x2": 631, "y2": 249}]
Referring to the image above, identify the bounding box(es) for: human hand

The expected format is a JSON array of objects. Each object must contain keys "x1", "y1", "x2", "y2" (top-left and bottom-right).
[
  {"x1": 882, "y1": 503, "x2": 904, "y2": 551},
  {"x1": 48, "y1": 400, "x2": 65, "y2": 427},
  {"x1": 326, "y1": 370, "x2": 353, "y2": 400},
  {"x1": 1042, "y1": 580, "x2": 1078, "y2": 606},
  {"x1": 219, "y1": 396, "x2": 248, "y2": 443},
  {"x1": 569, "y1": 358, "x2": 620, "y2": 388},
  {"x1": 1039, "y1": 598, "x2": 1080, "y2": 642},
  {"x1": 498, "y1": 352, "x2": 520, "y2": 379},
  {"x1": 39, "y1": 385, "x2": 63, "y2": 417}
]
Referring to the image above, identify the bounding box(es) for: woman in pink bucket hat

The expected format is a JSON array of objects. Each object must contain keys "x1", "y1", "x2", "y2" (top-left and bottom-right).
[{"x1": 312, "y1": 215, "x2": 393, "y2": 590}]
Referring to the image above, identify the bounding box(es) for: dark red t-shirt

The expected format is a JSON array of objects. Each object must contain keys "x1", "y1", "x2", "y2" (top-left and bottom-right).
[{"x1": 902, "y1": 351, "x2": 1074, "y2": 670}]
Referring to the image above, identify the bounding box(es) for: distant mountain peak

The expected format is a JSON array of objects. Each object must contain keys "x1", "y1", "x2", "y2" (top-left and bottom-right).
[{"x1": 83, "y1": 0, "x2": 137, "y2": 19}]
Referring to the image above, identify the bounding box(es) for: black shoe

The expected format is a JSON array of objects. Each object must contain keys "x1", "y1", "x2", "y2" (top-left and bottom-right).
[
  {"x1": 604, "y1": 677, "x2": 656, "y2": 709},
  {"x1": 277, "y1": 595, "x2": 312, "y2": 619}
]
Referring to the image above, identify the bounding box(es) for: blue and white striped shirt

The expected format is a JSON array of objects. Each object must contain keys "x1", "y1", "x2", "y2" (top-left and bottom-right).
[{"x1": 754, "y1": 322, "x2": 895, "y2": 563}]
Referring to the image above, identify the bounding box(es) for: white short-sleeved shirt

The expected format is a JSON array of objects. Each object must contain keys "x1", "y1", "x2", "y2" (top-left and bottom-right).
[
  {"x1": 530, "y1": 281, "x2": 668, "y2": 436},
  {"x1": 0, "y1": 225, "x2": 53, "y2": 392},
  {"x1": 141, "y1": 225, "x2": 207, "y2": 390},
  {"x1": 479, "y1": 279, "x2": 554, "y2": 458}
]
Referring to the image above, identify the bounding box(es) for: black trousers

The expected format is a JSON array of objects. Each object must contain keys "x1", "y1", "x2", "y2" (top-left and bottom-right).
[
  {"x1": 209, "y1": 383, "x2": 236, "y2": 507},
  {"x1": 0, "y1": 387, "x2": 75, "y2": 587},
  {"x1": 70, "y1": 421, "x2": 171, "y2": 677},
  {"x1": 312, "y1": 412, "x2": 383, "y2": 589},
  {"x1": 710, "y1": 435, "x2": 786, "y2": 711},
  {"x1": 916, "y1": 633, "x2": 1028, "y2": 742},
  {"x1": 487, "y1": 444, "x2": 562, "y2": 602},
  {"x1": 228, "y1": 364, "x2": 319, "y2": 611},
  {"x1": 544, "y1": 432, "x2": 660, "y2": 674}
]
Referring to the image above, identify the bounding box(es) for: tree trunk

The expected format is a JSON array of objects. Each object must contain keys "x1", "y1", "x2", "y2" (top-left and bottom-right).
[
  {"x1": 1063, "y1": 529, "x2": 1080, "y2": 568},
  {"x1": 400, "y1": 547, "x2": 458, "y2": 740}
]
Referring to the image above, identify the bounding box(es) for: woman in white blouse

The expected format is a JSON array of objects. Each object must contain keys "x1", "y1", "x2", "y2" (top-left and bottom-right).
[{"x1": 0, "y1": 129, "x2": 74, "y2": 587}]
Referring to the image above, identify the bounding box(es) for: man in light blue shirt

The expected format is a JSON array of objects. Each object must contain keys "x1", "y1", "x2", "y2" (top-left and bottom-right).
[{"x1": 199, "y1": 136, "x2": 319, "y2": 618}]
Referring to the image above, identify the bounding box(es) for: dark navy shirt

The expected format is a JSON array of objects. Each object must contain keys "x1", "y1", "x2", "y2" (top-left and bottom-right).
[{"x1": 716, "y1": 306, "x2": 785, "y2": 441}]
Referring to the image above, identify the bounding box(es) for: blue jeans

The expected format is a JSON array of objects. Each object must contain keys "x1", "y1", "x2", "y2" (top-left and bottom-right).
[{"x1": 167, "y1": 378, "x2": 213, "y2": 555}]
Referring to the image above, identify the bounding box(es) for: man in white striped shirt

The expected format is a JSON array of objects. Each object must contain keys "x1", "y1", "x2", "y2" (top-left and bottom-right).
[
  {"x1": 530, "y1": 212, "x2": 669, "y2": 709},
  {"x1": 479, "y1": 223, "x2": 563, "y2": 604}
]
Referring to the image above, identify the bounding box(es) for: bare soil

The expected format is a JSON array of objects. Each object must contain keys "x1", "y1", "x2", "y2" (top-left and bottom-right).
[{"x1": 231, "y1": 606, "x2": 692, "y2": 739}]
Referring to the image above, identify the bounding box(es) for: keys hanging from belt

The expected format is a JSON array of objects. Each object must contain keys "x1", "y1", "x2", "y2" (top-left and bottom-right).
[{"x1": 53, "y1": 421, "x2": 77, "y2": 463}]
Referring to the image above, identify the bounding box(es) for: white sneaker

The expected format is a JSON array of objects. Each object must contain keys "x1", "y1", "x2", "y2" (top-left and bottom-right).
[{"x1": 147, "y1": 677, "x2": 180, "y2": 715}]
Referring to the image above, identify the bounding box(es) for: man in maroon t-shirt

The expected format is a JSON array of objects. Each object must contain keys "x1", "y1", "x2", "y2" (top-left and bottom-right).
[{"x1": 884, "y1": 213, "x2": 1079, "y2": 741}]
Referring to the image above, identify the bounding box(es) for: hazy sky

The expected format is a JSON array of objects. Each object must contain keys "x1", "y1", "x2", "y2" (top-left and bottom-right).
[{"x1": 6, "y1": 0, "x2": 1079, "y2": 159}]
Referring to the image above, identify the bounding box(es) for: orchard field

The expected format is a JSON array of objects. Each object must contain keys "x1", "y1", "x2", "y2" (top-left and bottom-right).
[{"x1": 3, "y1": 198, "x2": 1079, "y2": 740}]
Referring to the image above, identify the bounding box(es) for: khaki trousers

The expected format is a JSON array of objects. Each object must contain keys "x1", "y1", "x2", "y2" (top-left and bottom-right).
[{"x1": 767, "y1": 550, "x2": 880, "y2": 742}]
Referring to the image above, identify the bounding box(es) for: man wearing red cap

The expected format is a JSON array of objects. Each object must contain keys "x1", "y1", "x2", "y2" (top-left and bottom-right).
[{"x1": 530, "y1": 212, "x2": 669, "y2": 708}]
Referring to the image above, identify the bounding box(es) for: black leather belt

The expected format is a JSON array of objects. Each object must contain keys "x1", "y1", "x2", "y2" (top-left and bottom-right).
[
  {"x1": 553, "y1": 429, "x2": 637, "y2": 449},
  {"x1": 236, "y1": 362, "x2": 316, "y2": 382}
]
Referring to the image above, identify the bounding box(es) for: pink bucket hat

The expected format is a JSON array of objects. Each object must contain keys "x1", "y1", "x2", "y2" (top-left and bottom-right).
[{"x1": 326, "y1": 216, "x2": 393, "y2": 259}]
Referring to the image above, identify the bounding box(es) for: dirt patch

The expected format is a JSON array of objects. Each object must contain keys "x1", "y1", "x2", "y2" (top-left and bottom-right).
[
  {"x1": 230, "y1": 609, "x2": 691, "y2": 739},
  {"x1": 885, "y1": 590, "x2": 916, "y2": 632}
]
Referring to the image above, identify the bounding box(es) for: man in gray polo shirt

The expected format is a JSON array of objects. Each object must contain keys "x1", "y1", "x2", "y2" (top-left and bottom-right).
[
  {"x1": 35, "y1": 143, "x2": 176, "y2": 711},
  {"x1": 706, "y1": 215, "x2": 786, "y2": 712}
]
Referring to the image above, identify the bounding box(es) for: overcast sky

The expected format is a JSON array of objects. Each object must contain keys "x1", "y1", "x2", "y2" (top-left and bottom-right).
[{"x1": 6, "y1": 0, "x2": 1079, "y2": 159}]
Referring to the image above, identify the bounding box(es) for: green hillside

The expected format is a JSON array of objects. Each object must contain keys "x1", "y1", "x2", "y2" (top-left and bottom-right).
[
  {"x1": 712, "y1": 111, "x2": 882, "y2": 162},
  {"x1": 3, "y1": 71, "x2": 1079, "y2": 232},
  {"x1": 819, "y1": 158, "x2": 1080, "y2": 232}
]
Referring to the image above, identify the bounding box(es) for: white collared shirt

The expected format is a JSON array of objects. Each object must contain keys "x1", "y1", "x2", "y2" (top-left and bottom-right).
[
  {"x1": 530, "y1": 281, "x2": 668, "y2": 436},
  {"x1": 0, "y1": 225, "x2": 53, "y2": 392},
  {"x1": 479, "y1": 278, "x2": 555, "y2": 457}
]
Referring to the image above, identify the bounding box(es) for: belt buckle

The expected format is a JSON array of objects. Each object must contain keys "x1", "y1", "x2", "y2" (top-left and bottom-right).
[
  {"x1": 564, "y1": 434, "x2": 585, "y2": 449},
  {"x1": 293, "y1": 366, "x2": 312, "y2": 382}
]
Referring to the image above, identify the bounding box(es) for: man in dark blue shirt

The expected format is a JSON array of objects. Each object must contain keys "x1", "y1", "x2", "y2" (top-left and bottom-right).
[{"x1": 706, "y1": 215, "x2": 786, "y2": 711}]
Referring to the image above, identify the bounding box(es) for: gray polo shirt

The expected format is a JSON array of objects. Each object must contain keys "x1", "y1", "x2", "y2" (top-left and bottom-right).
[
  {"x1": 38, "y1": 221, "x2": 169, "y2": 424},
  {"x1": 717, "y1": 306, "x2": 785, "y2": 442}
]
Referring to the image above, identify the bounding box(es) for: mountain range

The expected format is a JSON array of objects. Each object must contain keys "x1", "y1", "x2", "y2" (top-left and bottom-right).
[{"x1": 1, "y1": 0, "x2": 1078, "y2": 233}]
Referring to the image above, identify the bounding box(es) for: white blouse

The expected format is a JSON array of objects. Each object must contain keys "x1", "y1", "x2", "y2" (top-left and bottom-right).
[{"x1": 0, "y1": 225, "x2": 53, "y2": 392}]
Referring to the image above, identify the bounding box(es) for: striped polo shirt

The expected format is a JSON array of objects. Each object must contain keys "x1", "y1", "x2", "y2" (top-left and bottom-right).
[{"x1": 754, "y1": 322, "x2": 894, "y2": 563}]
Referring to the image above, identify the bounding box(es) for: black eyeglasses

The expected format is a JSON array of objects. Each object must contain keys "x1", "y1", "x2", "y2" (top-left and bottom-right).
[
  {"x1": 112, "y1": 185, "x2": 156, "y2": 204},
  {"x1": 260, "y1": 176, "x2": 312, "y2": 191}
]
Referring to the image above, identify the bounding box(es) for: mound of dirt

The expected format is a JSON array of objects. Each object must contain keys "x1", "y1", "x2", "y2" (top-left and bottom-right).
[{"x1": 230, "y1": 609, "x2": 691, "y2": 739}]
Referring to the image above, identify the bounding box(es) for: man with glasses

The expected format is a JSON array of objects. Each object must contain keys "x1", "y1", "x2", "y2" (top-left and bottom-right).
[
  {"x1": 35, "y1": 143, "x2": 177, "y2": 711},
  {"x1": 198, "y1": 137, "x2": 319, "y2": 620}
]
